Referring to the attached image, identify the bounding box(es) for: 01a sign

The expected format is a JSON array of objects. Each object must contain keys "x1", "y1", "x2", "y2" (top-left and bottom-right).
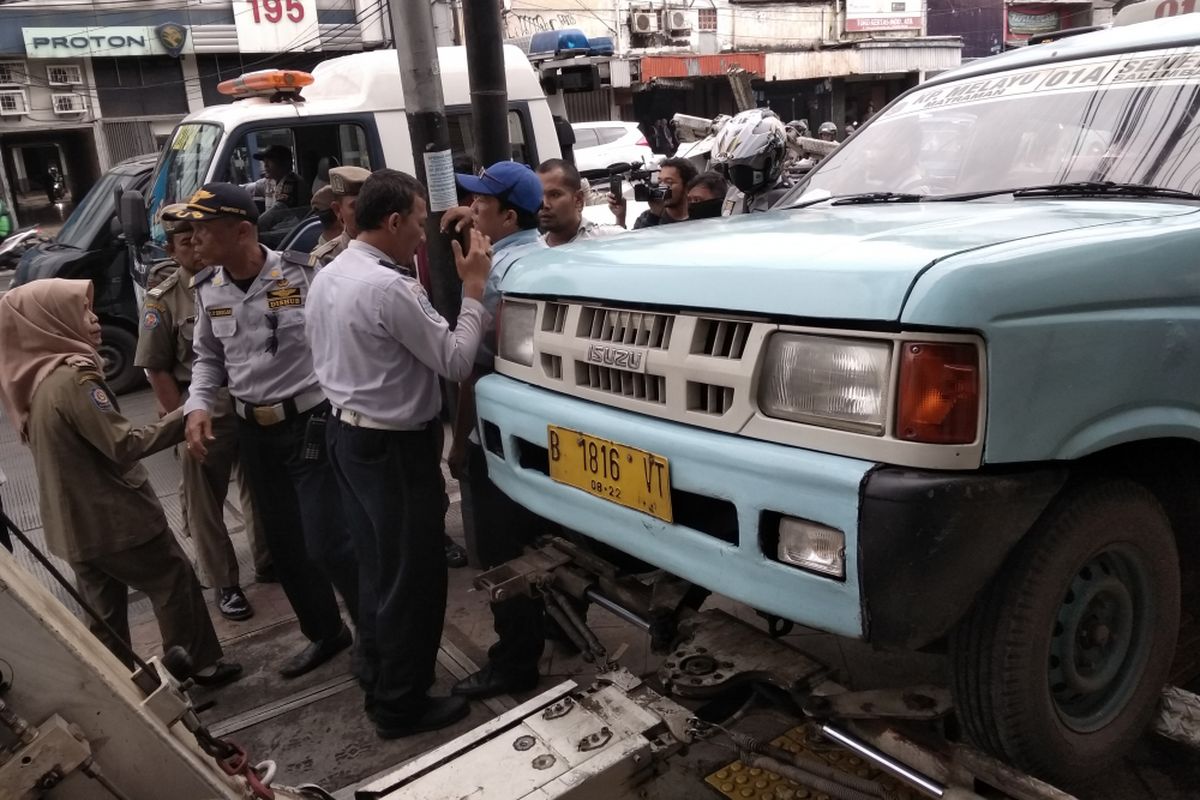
[{"x1": 234, "y1": 0, "x2": 320, "y2": 53}]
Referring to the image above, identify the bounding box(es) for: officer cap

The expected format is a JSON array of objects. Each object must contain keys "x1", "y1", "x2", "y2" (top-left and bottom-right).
[
  {"x1": 158, "y1": 203, "x2": 192, "y2": 234},
  {"x1": 179, "y1": 182, "x2": 260, "y2": 223},
  {"x1": 329, "y1": 166, "x2": 371, "y2": 197},
  {"x1": 311, "y1": 185, "x2": 335, "y2": 213},
  {"x1": 253, "y1": 144, "x2": 293, "y2": 165}
]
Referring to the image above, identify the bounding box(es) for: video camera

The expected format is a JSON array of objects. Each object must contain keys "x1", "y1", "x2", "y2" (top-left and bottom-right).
[{"x1": 605, "y1": 161, "x2": 669, "y2": 203}]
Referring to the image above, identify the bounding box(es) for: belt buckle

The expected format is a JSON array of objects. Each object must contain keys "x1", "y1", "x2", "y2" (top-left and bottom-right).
[{"x1": 253, "y1": 405, "x2": 282, "y2": 426}]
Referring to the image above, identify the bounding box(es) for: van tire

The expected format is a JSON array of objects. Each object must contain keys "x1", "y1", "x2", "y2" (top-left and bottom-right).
[
  {"x1": 950, "y1": 480, "x2": 1179, "y2": 788},
  {"x1": 98, "y1": 324, "x2": 144, "y2": 395}
]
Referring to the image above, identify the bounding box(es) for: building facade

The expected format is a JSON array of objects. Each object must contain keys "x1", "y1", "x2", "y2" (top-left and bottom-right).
[
  {"x1": 927, "y1": 0, "x2": 1114, "y2": 61},
  {"x1": 0, "y1": 0, "x2": 450, "y2": 225},
  {"x1": 502, "y1": 0, "x2": 962, "y2": 132}
]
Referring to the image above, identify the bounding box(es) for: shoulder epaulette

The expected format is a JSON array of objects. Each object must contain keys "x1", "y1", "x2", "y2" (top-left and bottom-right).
[
  {"x1": 148, "y1": 270, "x2": 180, "y2": 298},
  {"x1": 189, "y1": 266, "x2": 216, "y2": 289},
  {"x1": 280, "y1": 249, "x2": 313, "y2": 269}
]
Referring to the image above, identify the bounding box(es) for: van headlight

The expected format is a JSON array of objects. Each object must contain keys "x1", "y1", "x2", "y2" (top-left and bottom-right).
[
  {"x1": 498, "y1": 299, "x2": 536, "y2": 367},
  {"x1": 758, "y1": 333, "x2": 891, "y2": 434}
]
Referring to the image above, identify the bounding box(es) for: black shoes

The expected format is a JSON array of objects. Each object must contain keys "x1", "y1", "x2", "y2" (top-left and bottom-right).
[
  {"x1": 253, "y1": 567, "x2": 279, "y2": 584},
  {"x1": 373, "y1": 695, "x2": 470, "y2": 739},
  {"x1": 451, "y1": 663, "x2": 539, "y2": 699},
  {"x1": 217, "y1": 587, "x2": 254, "y2": 621},
  {"x1": 192, "y1": 661, "x2": 244, "y2": 688},
  {"x1": 445, "y1": 537, "x2": 468, "y2": 569},
  {"x1": 279, "y1": 625, "x2": 353, "y2": 679}
]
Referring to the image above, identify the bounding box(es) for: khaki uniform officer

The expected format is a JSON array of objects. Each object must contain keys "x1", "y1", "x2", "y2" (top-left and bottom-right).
[
  {"x1": 182, "y1": 182, "x2": 361, "y2": 680},
  {"x1": 309, "y1": 166, "x2": 371, "y2": 268},
  {"x1": 311, "y1": 186, "x2": 341, "y2": 247},
  {"x1": 0, "y1": 279, "x2": 240, "y2": 688},
  {"x1": 135, "y1": 205, "x2": 270, "y2": 622}
]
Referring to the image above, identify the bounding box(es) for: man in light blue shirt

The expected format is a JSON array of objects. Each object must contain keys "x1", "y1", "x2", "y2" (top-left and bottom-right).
[{"x1": 442, "y1": 161, "x2": 564, "y2": 701}]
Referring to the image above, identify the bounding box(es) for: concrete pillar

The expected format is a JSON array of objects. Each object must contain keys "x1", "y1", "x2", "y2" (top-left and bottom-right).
[
  {"x1": 358, "y1": 0, "x2": 387, "y2": 46},
  {"x1": 431, "y1": 0, "x2": 457, "y2": 47},
  {"x1": 55, "y1": 143, "x2": 69, "y2": 181},
  {"x1": 0, "y1": 148, "x2": 18, "y2": 227},
  {"x1": 831, "y1": 77, "x2": 846, "y2": 135},
  {"x1": 81, "y1": 57, "x2": 110, "y2": 171},
  {"x1": 179, "y1": 53, "x2": 206, "y2": 113},
  {"x1": 12, "y1": 146, "x2": 27, "y2": 192}
]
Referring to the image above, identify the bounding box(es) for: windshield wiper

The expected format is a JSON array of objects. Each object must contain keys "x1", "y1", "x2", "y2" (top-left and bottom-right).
[
  {"x1": 829, "y1": 192, "x2": 926, "y2": 206},
  {"x1": 1010, "y1": 181, "x2": 1200, "y2": 201},
  {"x1": 788, "y1": 191, "x2": 926, "y2": 209}
]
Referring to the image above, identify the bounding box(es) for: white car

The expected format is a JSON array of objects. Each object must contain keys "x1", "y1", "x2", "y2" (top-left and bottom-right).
[{"x1": 571, "y1": 121, "x2": 655, "y2": 173}]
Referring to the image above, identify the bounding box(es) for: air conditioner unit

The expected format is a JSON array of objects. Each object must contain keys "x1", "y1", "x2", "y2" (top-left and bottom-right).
[
  {"x1": 630, "y1": 10, "x2": 659, "y2": 34},
  {"x1": 47, "y1": 64, "x2": 83, "y2": 86},
  {"x1": 0, "y1": 90, "x2": 27, "y2": 116},
  {"x1": 667, "y1": 9, "x2": 692, "y2": 34},
  {"x1": 52, "y1": 93, "x2": 86, "y2": 115}
]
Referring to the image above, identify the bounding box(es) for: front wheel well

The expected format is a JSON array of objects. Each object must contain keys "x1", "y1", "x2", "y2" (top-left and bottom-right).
[{"x1": 1071, "y1": 437, "x2": 1200, "y2": 566}]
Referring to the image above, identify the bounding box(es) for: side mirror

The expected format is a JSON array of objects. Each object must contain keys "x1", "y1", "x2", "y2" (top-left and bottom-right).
[{"x1": 117, "y1": 189, "x2": 150, "y2": 246}]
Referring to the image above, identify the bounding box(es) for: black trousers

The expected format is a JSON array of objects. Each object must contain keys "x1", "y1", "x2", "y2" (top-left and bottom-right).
[
  {"x1": 327, "y1": 419, "x2": 446, "y2": 714},
  {"x1": 467, "y1": 443, "x2": 558, "y2": 678},
  {"x1": 235, "y1": 405, "x2": 359, "y2": 644}
]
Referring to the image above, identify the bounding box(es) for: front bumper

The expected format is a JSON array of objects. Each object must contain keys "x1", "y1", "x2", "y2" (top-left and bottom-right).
[{"x1": 476, "y1": 374, "x2": 874, "y2": 640}]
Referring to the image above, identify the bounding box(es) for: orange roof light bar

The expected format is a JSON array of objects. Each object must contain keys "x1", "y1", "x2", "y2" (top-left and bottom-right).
[{"x1": 217, "y1": 69, "x2": 314, "y2": 97}]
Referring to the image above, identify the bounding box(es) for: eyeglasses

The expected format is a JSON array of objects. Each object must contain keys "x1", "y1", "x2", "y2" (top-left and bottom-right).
[{"x1": 265, "y1": 313, "x2": 278, "y2": 356}]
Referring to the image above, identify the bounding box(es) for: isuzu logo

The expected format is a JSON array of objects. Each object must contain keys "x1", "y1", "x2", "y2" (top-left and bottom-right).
[{"x1": 586, "y1": 344, "x2": 647, "y2": 373}]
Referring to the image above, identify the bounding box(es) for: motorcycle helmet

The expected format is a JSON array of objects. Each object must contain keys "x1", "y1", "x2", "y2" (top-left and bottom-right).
[
  {"x1": 709, "y1": 109, "x2": 788, "y2": 195},
  {"x1": 817, "y1": 121, "x2": 838, "y2": 141},
  {"x1": 787, "y1": 119, "x2": 810, "y2": 137}
]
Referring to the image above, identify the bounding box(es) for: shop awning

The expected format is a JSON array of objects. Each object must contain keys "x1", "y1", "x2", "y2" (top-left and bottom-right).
[
  {"x1": 764, "y1": 39, "x2": 962, "y2": 81},
  {"x1": 640, "y1": 52, "x2": 765, "y2": 80}
]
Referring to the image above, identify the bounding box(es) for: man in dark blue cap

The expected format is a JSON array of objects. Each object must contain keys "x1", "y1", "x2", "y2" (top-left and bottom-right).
[{"x1": 443, "y1": 161, "x2": 558, "y2": 700}]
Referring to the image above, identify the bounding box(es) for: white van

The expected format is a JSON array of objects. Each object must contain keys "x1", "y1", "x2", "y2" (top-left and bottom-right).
[{"x1": 140, "y1": 45, "x2": 562, "y2": 261}]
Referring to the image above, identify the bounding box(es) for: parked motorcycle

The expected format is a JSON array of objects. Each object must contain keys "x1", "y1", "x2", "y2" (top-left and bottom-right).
[
  {"x1": 45, "y1": 168, "x2": 66, "y2": 203},
  {"x1": 0, "y1": 227, "x2": 42, "y2": 270}
]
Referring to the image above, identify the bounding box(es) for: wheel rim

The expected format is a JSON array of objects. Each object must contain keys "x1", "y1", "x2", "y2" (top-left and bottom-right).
[
  {"x1": 97, "y1": 341, "x2": 123, "y2": 383},
  {"x1": 1049, "y1": 544, "x2": 1153, "y2": 733}
]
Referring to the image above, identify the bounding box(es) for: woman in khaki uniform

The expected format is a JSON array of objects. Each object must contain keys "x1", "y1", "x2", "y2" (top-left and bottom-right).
[{"x1": 0, "y1": 278, "x2": 240, "y2": 687}]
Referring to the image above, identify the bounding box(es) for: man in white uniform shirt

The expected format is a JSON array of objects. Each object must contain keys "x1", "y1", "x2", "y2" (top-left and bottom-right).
[{"x1": 305, "y1": 169, "x2": 493, "y2": 739}]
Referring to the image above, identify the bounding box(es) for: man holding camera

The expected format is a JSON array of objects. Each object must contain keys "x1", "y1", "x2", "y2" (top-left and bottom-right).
[{"x1": 608, "y1": 157, "x2": 698, "y2": 230}]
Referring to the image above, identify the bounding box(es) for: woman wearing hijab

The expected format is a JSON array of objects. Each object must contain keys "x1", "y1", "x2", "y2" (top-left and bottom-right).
[{"x1": 0, "y1": 278, "x2": 240, "y2": 687}]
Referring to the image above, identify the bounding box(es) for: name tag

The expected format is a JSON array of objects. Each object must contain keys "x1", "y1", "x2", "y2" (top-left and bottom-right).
[
  {"x1": 208, "y1": 307, "x2": 233, "y2": 318},
  {"x1": 267, "y1": 287, "x2": 303, "y2": 310}
]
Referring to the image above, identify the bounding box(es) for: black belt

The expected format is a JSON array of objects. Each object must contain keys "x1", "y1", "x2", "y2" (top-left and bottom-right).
[{"x1": 233, "y1": 389, "x2": 326, "y2": 426}]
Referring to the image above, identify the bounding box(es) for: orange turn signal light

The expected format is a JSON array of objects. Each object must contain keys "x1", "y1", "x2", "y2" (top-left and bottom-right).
[
  {"x1": 217, "y1": 69, "x2": 314, "y2": 97},
  {"x1": 896, "y1": 342, "x2": 979, "y2": 444}
]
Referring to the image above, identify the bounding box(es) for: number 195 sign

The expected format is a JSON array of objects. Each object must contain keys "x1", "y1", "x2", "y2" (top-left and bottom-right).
[{"x1": 234, "y1": 0, "x2": 320, "y2": 53}]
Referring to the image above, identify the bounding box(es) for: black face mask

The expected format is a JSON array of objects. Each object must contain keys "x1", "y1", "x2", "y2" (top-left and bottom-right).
[{"x1": 688, "y1": 198, "x2": 725, "y2": 219}]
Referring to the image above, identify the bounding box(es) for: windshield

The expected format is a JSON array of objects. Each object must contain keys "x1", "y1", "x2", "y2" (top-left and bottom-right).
[
  {"x1": 55, "y1": 169, "x2": 138, "y2": 249},
  {"x1": 148, "y1": 122, "x2": 222, "y2": 241},
  {"x1": 788, "y1": 45, "x2": 1200, "y2": 204}
]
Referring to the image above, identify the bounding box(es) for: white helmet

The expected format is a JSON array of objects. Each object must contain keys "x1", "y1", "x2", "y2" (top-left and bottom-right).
[{"x1": 710, "y1": 109, "x2": 787, "y2": 195}]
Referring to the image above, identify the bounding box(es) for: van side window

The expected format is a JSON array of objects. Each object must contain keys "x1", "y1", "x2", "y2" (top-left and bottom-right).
[
  {"x1": 226, "y1": 123, "x2": 372, "y2": 194},
  {"x1": 447, "y1": 109, "x2": 533, "y2": 168},
  {"x1": 222, "y1": 121, "x2": 372, "y2": 247}
]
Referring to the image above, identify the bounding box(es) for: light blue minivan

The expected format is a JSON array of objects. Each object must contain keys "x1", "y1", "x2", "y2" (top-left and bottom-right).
[{"x1": 476, "y1": 11, "x2": 1200, "y2": 787}]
